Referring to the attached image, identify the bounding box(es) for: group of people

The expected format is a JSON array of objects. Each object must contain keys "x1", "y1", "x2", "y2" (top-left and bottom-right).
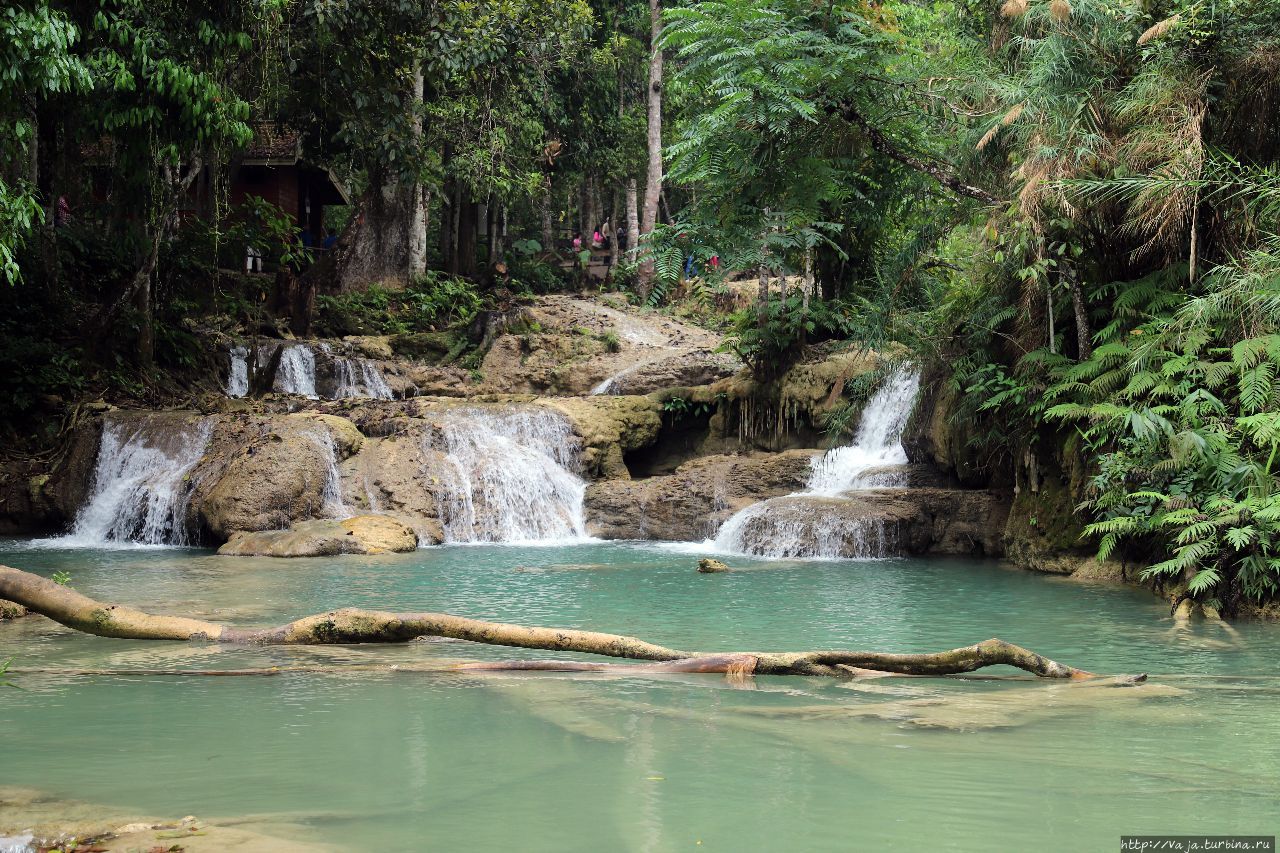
[{"x1": 571, "y1": 223, "x2": 627, "y2": 255}]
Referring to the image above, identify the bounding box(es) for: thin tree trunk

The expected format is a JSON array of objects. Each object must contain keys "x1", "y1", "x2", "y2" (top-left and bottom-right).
[
  {"x1": 0, "y1": 564, "x2": 1096, "y2": 679},
  {"x1": 486, "y1": 195, "x2": 499, "y2": 264},
  {"x1": 608, "y1": 191, "x2": 620, "y2": 270},
  {"x1": 407, "y1": 66, "x2": 428, "y2": 279},
  {"x1": 637, "y1": 0, "x2": 664, "y2": 294},
  {"x1": 447, "y1": 182, "x2": 462, "y2": 274},
  {"x1": 625, "y1": 179, "x2": 640, "y2": 260},
  {"x1": 456, "y1": 196, "x2": 478, "y2": 278},
  {"x1": 540, "y1": 184, "x2": 554, "y2": 251},
  {"x1": 1069, "y1": 269, "x2": 1091, "y2": 360}
]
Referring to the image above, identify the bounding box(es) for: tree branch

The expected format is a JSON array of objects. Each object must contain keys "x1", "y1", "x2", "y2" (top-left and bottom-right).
[
  {"x1": 0, "y1": 564, "x2": 1094, "y2": 679},
  {"x1": 838, "y1": 103, "x2": 999, "y2": 205}
]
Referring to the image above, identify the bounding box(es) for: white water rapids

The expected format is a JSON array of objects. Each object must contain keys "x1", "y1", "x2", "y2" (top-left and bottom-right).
[
  {"x1": 44, "y1": 416, "x2": 212, "y2": 548},
  {"x1": 710, "y1": 365, "x2": 922, "y2": 558},
  {"x1": 426, "y1": 408, "x2": 589, "y2": 544}
]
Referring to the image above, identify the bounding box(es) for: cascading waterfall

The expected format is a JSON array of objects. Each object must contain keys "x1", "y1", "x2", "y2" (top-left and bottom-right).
[
  {"x1": 225, "y1": 342, "x2": 392, "y2": 400},
  {"x1": 49, "y1": 416, "x2": 212, "y2": 547},
  {"x1": 426, "y1": 408, "x2": 588, "y2": 543},
  {"x1": 806, "y1": 365, "x2": 921, "y2": 493},
  {"x1": 711, "y1": 365, "x2": 921, "y2": 558},
  {"x1": 330, "y1": 351, "x2": 394, "y2": 400},
  {"x1": 226, "y1": 346, "x2": 249, "y2": 398},
  {"x1": 308, "y1": 428, "x2": 350, "y2": 519},
  {"x1": 275, "y1": 344, "x2": 318, "y2": 398}
]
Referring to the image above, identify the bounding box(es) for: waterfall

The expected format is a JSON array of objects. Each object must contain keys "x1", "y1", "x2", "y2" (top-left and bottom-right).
[
  {"x1": 50, "y1": 416, "x2": 212, "y2": 548},
  {"x1": 275, "y1": 344, "x2": 318, "y2": 398},
  {"x1": 308, "y1": 428, "x2": 350, "y2": 519},
  {"x1": 806, "y1": 365, "x2": 921, "y2": 493},
  {"x1": 711, "y1": 498, "x2": 898, "y2": 560},
  {"x1": 711, "y1": 364, "x2": 920, "y2": 558},
  {"x1": 331, "y1": 352, "x2": 394, "y2": 400},
  {"x1": 426, "y1": 408, "x2": 587, "y2": 543},
  {"x1": 227, "y1": 346, "x2": 249, "y2": 398}
]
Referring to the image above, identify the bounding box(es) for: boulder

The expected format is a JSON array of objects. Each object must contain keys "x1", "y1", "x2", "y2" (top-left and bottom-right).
[
  {"x1": 0, "y1": 599, "x2": 27, "y2": 619},
  {"x1": 340, "y1": 426, "x2": 450, "y2": 544},
  {"x1": 194, "y1": 413, "x2": 362, "y2": 539},
  {"x1": 218, "y1": 514, "x2": 418, "y2": 557},
  {"x1": 697, "y1": 558, "x2": 730, "y2": 573},
  {"x1": 585, "y1": 450, "x2": 818, "y2": 540},
  {"x1": 712, "y1": 489, "x2": 1010, "y2": 558},
  {"x1": 592, "y1": 350, "x2": 740, "y2": 396},
  {"x1": 542, "y1": 396, "x2": 663, "y2": 478}
]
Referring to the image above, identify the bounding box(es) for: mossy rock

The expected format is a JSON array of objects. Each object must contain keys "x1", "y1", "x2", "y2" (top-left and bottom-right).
[
  {"x1": 0, "y1": 598, "x2": 28, "y2": 619},
  {"x1": 218, "y1": 514, "x2": 418, "y2": 558},
  {"x1": 390, "y1": 331, "x2": 461, "y2": 363}
]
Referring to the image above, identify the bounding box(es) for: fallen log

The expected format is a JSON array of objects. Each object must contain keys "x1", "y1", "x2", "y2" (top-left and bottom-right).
[{"x1": 0, "y1": 564, "x2": 1094, "y2": 679}]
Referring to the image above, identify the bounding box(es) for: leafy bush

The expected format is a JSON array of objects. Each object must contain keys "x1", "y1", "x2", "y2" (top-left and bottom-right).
[
  {"x1": 1038, "y1": 258, "x2": 1280, "y2": 612},
  {"x1": 315, "y1": 273, "x2": 482, "y2": 337}
]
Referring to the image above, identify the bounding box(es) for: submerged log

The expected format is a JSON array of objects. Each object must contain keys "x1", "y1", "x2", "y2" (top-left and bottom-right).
[{"x1": 0, "y1": 565, "x2": 1094, "y2": 679}]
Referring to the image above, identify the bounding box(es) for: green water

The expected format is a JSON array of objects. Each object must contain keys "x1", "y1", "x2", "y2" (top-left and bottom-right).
[{"x1": 1, "y1": 541, "x2": 1278, "y2": 850}]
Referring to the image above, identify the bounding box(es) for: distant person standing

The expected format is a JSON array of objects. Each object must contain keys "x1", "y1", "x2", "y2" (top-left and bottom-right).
[
  {"x1": 54, "y1": 196, "x2": 72, "y2": 228},
  {"x1": 617, "y1": 227, "x2": 627, "y2": 253}
]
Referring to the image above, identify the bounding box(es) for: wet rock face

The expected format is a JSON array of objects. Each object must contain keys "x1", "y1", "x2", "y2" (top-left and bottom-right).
[
  {"x1": 584, "y1": 451, "x2": 818, "y2": 541},
  {"x1": 217, "y1": 514, "x2": 418, "y2": 557},
  {"x1": 193, "y1": 413, "x2": 358, "y2": 539},
  {"x1": 708, "y1": 489, "x2": 1009, "y2": 559}
]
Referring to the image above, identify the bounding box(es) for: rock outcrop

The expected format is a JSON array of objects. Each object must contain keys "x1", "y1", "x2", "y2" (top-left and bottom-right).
[
  {"x1": 711, "y1": 489, "x2": 1009, "y2": 558},
  {"x1": 193, "y1": 412, "x2": 361, "y2": 539},
  {"x1": 218, "y1": 514, "x2": 418, "y2": 557},
  {"x1": 585, "y1": 450, "x2": 817, "y2": 540}
]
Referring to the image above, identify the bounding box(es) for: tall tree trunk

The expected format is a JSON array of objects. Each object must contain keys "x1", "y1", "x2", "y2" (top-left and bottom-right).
[
  {"x1": 135, "y1": 269, "x2": 153, "y2": 368},
  {"x1": 608, "y1": 191, "x2": 620, "y2": 270},
  {"x1": 334, "y1": 175, "x2": 419, "y2": 291},
  {"x1": 486, "y1": 195, "x2": 499, "y2": 264},
  {"x1": 583, "y1": 177, "x2": 598, "y2": 238},
  {"x1": 539, "y1": 183, "x2": 554, "y2": 251},
  {"x1": 1068, "y1": 269, "x2": 1091, "y2": 360},
  {"x1": 407, "y1": 66, "x2": 428, "y2": 280},
  {"x1": 637, "y1": 0, "x2": 663, "y2": 294},
  {"x1": 625, "y1": 179, "x2": 640, "y2": 260},
  {"x1": 446, "y1": 182, "x2": 462, "y2": 275},
  {"x1": 456, "y1": 196, "x2": 478, "y2": 278}
]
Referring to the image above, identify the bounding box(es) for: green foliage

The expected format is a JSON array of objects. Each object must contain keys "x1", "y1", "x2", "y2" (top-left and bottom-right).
[
  {"x1": 0, "y1": 656, "x2": 17, "y2": 690},
  {"x1": 1039, "y1": 254, "x2": 1280, "y2": 610},
  {"x1": 723, "y1": 291, "x2": 851, "y2": 378},
  {"x1": 661, "y1": 393, "x2": 721, "y2": 422},
  {"x1": 315, "y1": 274, "x2": 483, "y2": 337}
]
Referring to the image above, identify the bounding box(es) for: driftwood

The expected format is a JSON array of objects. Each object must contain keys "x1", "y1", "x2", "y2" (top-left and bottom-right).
[{"x1": 0, "y1": 565, "x2": 1095, "y2": 679}]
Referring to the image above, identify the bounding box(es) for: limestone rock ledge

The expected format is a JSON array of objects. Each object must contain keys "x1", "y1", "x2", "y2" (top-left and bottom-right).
[
  {"x1": 585, "y1": 450, "x2": 818, "y2": 541},
  {"x1": 218, "y1": 514, "x2": 418, "y2": 558}
]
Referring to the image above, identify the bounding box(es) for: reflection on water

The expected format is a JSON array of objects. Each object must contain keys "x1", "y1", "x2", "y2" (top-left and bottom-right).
[{"x1": 1, "y1": 540, "x2": 1278, "y2": 850}]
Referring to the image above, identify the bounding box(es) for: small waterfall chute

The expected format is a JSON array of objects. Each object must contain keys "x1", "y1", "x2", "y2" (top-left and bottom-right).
[
  {"x1": 274, "y1": 344, "x2": 318, "y2": 398},
  {"x1": 226, "y1": 346, "x2": 249, "y2": 398},
  {"x1": 806, "y1": 365, "x2": 920, "y2": 493},
  {"x1": 46, "y1": 416, "x2": 212, "y2": 548},
  {"x1": 425, "y1": 407, "x2": 588, "y2": 543},
  {"x1": 331, "y1": 351, "x2": 394, "y2": 400},
  {"x1": 711, "y1": 364, "x2": 921, "y2": 558},
  {"x1": 307, "y1": 427, "x2": 351, "y2": 519}
]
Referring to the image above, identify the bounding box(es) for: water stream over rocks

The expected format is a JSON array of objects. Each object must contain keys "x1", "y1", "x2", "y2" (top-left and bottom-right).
[
  {"x1": 40, "y1": 416, "x2": 211, "y2": 548},
  {"x1": 712, "y1": 365, "x2": 921, "y2": 558},
  {"x1": 425, "y1": 408, "x2": 588, "y2": 543}
]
